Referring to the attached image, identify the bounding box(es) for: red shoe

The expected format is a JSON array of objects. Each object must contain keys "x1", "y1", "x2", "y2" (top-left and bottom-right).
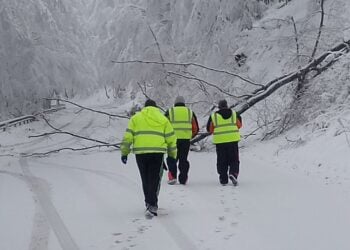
[{"x1": 167, "y1": 172, "x2": 177, "y2": 185}]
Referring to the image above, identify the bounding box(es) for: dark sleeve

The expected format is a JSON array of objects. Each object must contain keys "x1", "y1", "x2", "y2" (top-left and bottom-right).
[{"x1": 206, "y1": 115, "x2": 213, "y2": 132}]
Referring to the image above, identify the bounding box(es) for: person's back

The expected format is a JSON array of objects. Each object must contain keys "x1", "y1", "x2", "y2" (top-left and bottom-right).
[
  {"x1": 165, "y1": 96, "x2": 199, "y2": 185},
  {"x1": 206, "y1": 99, "x2": 242, "y2": 186},
  {"x1": 121, "y1": 99, "x2": 177, "y2": 218},
  {"x1": 127, "y1": 105, "x2": 172, "y2": 154}
]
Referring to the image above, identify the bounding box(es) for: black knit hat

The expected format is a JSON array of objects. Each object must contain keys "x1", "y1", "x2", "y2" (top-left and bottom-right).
[
  {"x1": 218, "y1": 99, "x2": 228, "y2": 109},
  {"x1": 144, "y1": 99, "x2": 157, "y2": 107}
]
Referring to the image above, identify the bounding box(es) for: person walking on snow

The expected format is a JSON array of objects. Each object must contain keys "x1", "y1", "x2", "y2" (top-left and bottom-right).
[
  {"x1": 206, "y1": 99, "x2": 242, "y2": 186},
  {"x1": 120, "y1": 99, "x2": 177, "y2": 218},
  {"x1": 165, "y1": 96, "x2": 199, "y2": 185}
]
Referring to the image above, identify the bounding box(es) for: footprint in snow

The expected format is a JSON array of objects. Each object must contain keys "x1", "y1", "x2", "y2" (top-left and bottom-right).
[
  {"x1": 231, "y1": 221, "x2": 239, "y2": 227},
  {"x1": 224, "y1": 233, "x2": 235, "y2": 240}
]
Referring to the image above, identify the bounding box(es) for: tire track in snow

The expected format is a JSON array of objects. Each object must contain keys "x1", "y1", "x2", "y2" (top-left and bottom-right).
[
  {"x1": 0, "y1": 170, "x2": 50, "y2": 250},
  {"x1": 19, "y1": 157, "x2": 80, "y2": 250},
  {"x1": 30, "y1": 159, "x2": 199, "y2": 250},
  {"x1": 16, "y1": 114, "x2": 95, "y2": 249}
]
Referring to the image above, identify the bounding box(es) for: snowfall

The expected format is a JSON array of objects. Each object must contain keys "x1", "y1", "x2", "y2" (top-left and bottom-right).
[{"x1": 1, "y1": 91, "x2": 350, "y2": 250}]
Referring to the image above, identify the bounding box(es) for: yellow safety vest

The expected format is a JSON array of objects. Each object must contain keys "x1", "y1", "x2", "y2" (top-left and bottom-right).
[
  {"x1": 169, "y1": 106, "x2": 193, "y2": 139},
  {"x1": 211, "y1": 111, "x2": 240, "y2": 144},
  {"x1": 121, "y1": 106, "x2": 177, "y2": 158}
]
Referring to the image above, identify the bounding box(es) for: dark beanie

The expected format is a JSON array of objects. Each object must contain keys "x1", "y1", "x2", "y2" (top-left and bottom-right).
[
  {"x1": 218, "y1": 99, "x2": 228, "y2": 109},
  {"x1": 144, "y1": 99, "x2": 157, "y2": 107}
]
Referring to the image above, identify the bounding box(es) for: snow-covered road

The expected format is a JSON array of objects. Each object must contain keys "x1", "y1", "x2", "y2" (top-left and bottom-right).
[{"x1": 1, "y1": 106, "x2": 350, "y2": 250}]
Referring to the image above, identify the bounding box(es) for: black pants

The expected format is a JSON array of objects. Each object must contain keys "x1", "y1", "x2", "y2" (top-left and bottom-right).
[
  {"x1": 168, "y1": 139, "x2": 190, "y2": 184},
  {"x1": 215, "y1": 142, "x2": 240, "y2": 184},
  {"x1": 135, "y1": 153, "x2": 164, "y2": 208}
]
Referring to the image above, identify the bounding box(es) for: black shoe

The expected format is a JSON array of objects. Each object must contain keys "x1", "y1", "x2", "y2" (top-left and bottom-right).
[
  {"x1": 148, "y1": 205, "x2": 158, "y2": 216},
  {"x1": 219, "y1": 176, "x2": 228, "y2": 186},
  {"x1": 179, "y1": 174, "x2": 188, "y2": 185},
  {"x1": 229, "y1": 174, "x2": 238, "y2": 186}
]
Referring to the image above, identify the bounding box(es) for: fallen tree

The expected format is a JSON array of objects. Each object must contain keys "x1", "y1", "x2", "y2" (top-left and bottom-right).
[
  {"x1": 191, "y1": 39, "x2": 350, "y2": 143},
  {"x1": 24, "y1": 39, "x2": 350, "y2": 157}
]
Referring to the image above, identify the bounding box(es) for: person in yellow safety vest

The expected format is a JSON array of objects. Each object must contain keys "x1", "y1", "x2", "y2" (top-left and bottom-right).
[
  {"x1": 164, "y1": 96, "x2": 199, "y2": 185},
  {"x1": 120, "y1": 99, "x2": 177, "y2": 218},
  {"x1": 206, "y1": 99, "x2": 242, "y2": 186}
]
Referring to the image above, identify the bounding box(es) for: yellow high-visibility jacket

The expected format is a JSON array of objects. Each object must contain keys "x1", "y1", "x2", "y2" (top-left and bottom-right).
[{"x1": 121, "y1": 106, "x2": 177, "y2": 158}]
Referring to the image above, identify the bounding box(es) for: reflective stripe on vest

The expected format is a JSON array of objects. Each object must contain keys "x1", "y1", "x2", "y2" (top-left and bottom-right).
[
  {"x1": 129, "y1": 129, "x2": 168, "y2": 154},
  {"x1": 169, "y1": 107, "x2": 192, "y2": 139},
  {"x1": 211, "y1": 111, "x2": 240, "y2": 144}
]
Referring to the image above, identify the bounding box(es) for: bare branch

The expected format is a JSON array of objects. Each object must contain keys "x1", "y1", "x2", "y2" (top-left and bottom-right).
[
  {"x1": 167, "y1": 71, "x2": 242, "y2": 98},
  {"x1": 136, "y1": 81, "x2": 151, "y2": 100},
  {"x1": 290, "y1": 16, "x2": 301, "y2": 65},
  {"x1": 147, "y1": 24, "x2": 165, "y2": 65},
  {"x1": 35, "y1": 115, "x2": 120, "y2": 148},
  {"x1": 45, "y1": 98, "x2": 129, "y2": 119},
  {"x1": 310, "y1": 0, "x2": 325, "y2": 61},
  {"x1": 0, "y1": 154, "x2": 16, "y2": 157},
  {"x1": 112, "y1": 60, "x2": 260, "y2": 86},
  {"x1": 22, "y1": 144, "x2": 119, "y2": 157}
]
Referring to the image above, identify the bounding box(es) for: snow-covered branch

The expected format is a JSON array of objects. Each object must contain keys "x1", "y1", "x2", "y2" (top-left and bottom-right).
[
  {"x1": 112, "y1": 60, "x2": 260, "y2": 87},
  {"x1": 22, "y1": 144, "x2": 119, "y2": 157},
  {"x1": 45, "y1": 98, "x2": 129, "y2": 119}
]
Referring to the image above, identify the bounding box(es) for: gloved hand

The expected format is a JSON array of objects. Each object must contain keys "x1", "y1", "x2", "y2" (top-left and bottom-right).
[{"x1": 121, "y1": 155, "x2": 128, "y2": 164}]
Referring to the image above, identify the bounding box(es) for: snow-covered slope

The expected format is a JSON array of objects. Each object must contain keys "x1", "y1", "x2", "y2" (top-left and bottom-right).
[
  {"x1": 0, "y1": 97, "x2": 350, "y2": 250},
  {"x1": 0, "y1": 0, "x2": 97, "y2": 120}
]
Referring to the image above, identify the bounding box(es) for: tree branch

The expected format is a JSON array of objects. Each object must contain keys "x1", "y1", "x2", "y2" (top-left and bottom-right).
[
  {"x1": 22, "y1": 144, "x2": 119, "y2": 157},
  {"x1": 45, "y1": 98, "x2": 129, "y2": 119},
  {"x1": 147, "y1": 24, "x2": 165, "y2": 65},
  {"x1": 34, "y1": 115, "x2": 120, "y2": 148},
  {"x1": 310, "y1": 0, "x2": 325, "y2": 61},
  {"x1": 290, "y1": 16, "x2": 301, "y2": 65},
  {"x1": 112, "y1": 60, "x2": 260, "y2": 86},
  {"x1": 167, "y1": 71, "x2": 245, "y2": 98},
  {"x1": 191, "y1": 39, "x2": 350, "y2": 144}
]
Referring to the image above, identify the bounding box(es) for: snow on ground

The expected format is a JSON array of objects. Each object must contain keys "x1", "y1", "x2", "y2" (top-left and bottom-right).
[{"x1": 1, "y1": 101, "x2": 350, "y2": 250}]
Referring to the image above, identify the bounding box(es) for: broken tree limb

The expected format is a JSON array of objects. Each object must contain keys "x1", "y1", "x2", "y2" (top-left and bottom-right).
[
  {"x1": 45, "y1": 98, "x2": 129, "y2": 119},
  {"x1": 28, "y1": 131, "x2": 119, "y2": 147},
  {"x1": 191, "y1": 39, "x2": 350, "y2": 144},
  {"x1": 22, "y1": 144, "x2": 119, "y2": 157},
  {"x1": 32, "y1": 115, "x2": 120, "y2": 148}
]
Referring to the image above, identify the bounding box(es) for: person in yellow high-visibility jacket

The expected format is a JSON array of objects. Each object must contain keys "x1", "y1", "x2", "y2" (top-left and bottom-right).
[
  {"x1": 206, "y1": 99, "x2": 242, "y2": 186},
  {"x1": 121, "y1": 99, "x2": 177, "y2": 217},
  {"x1": 165, "y1": 96, "x2": 199, "y2": 185}
]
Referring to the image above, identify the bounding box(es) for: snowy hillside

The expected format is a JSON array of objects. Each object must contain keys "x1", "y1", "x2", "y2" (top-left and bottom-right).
[{"x1": 0, "y1": 0, "x2": 97, "y2": 120}]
